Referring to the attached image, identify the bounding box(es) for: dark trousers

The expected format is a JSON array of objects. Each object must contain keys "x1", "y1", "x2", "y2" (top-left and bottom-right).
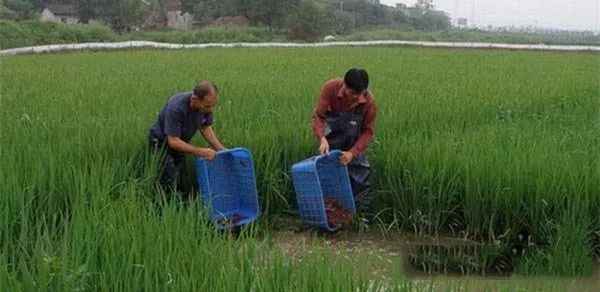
[
  {"x1": 348, "y1": 154, "x2": 372, "y2": 216},
  {"x1": 149, "y1": 136, "x2": 185, "y2": 192}
]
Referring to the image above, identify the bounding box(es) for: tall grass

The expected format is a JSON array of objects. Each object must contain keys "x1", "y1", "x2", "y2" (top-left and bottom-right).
[
  {"x1": 0, "y1": 20, "x2": 116, "y2": 49},
  {"x1": 341, "y1": 28, "x2": 600, "y2": 46},
  {"x1": 1, "y1": 47, "x2": 599, "y2": 288},
  {"x1": 0, "y1": 20, "x2": 285, "y2": 50},
  {"x1": 126, "y1": 26, "x2": 286, "y2": 44}
]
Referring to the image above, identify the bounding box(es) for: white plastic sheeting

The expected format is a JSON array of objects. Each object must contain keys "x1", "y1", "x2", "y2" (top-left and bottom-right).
[{"x1": 1, "y1": 40, "x2": 599, "y2": 56}]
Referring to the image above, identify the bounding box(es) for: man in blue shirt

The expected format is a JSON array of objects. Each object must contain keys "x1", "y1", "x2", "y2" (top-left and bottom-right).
[{"x1": 149, "y1": 80, "x2": 225, "y2": 191}]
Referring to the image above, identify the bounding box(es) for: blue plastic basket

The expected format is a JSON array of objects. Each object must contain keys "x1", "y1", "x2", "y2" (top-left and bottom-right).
[
  {"x1": 291, "y1": 150, "x2": 356, "y2": 231},
  {"x1": 195, "y1": 148, "x2": 260, "y2": 229}
]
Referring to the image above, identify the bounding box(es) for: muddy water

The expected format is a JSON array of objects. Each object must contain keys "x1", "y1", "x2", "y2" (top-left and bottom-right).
[{"x1": 269, "y1": 224, "x2": 600, "y2": 291}]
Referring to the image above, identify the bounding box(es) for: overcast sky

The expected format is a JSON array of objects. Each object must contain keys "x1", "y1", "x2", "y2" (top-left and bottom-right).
[{"x1": 380, "y1": 0, "x2": 600, "y2": 31}]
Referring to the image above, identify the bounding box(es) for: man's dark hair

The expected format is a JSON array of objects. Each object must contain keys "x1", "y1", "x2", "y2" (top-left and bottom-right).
[
  {"x1": 344, "y1": 68, "x2": 369, "y2": 92},
  {"x1": 193, "y1": 80, "x2": 218, "y2": 99}
]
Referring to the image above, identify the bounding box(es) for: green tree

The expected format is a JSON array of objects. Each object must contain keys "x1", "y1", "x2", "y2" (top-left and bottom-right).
[
  {"x1": 410, "y1": 9, "x2": 450, "y2": 31},
  {"x1": 422, "y1": 10, "x2": 450, "y2": 30},
  {"x1": 4, "y1": 0, "x2": 39, "y2": 19},
  {"x1": 287, "y1": 0, "x2": 331, "y2": 41},
  {"x1": 331, "y1": 9, "x2": 354, "y2": 34},
  {"x1": 77, "y1": 0, "x2": 104, "y2": 24},
  {"x1": 180, "y1": 0, "x2": 196, "y2": 13},
  {"x1": 191, "y1": 0, "x2": 221, "y2": 25},
  {"x1": 0, "y1": 3, "x2": 17, "y2": 20},
  {"x1": 382, "y1": 6, "x2": 408, "y2": 28},
  {"x1": 71, "y1": 0, "x2": 148, "y2": 30},
  {"x1": 115, "y1": 0, "x2": 146, "y2": 31},
  {"x1": 250, "y1": 0, "x2": 298, "y2": 29}
]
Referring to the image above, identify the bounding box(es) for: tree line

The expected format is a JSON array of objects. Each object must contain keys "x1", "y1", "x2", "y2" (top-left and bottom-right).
[{"x1": 1, "y1": 0, "x2": 451, "y2": 39}]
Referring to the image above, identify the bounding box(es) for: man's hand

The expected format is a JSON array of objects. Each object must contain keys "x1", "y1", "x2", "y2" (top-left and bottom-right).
[
  {"x1": 200, "y1": 126, "x2": 226, "y2": 152},
  {"x1": 195, "y1": 148, "x2": 217, "y2": 160},
  {"x1": 319, "y1": 137, "x2": 330, "y2": 155},
  {"x1": 340, "y1": 151, "x2": 354, "y2": 166}
]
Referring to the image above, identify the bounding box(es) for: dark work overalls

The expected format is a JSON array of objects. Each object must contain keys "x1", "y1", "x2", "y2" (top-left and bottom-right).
[{"x1": 324, "y1": 104, "x2": 372, "y2": 215}]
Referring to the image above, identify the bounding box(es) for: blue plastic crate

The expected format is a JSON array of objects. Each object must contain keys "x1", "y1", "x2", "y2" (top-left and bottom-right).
[
  {"x1": 195, "y1": 148, "x2": 260, "y2": 229},
  {"x1": 291, "y1": 150, "x2": 356, "y2": 231}
]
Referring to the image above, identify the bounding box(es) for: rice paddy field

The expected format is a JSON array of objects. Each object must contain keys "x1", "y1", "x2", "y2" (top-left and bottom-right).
[{"x1": 1, "y1": 46, "x2": 599, "y2": 290}]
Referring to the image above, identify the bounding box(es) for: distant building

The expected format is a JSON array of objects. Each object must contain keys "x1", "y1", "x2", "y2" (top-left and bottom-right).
[
  {"x1": 456, "y1": 17, "x2": 468, "y2": 27},
  {"x1": 142, "y1": 0, "x2": 193, "y2": 30},
  {"x1": 39, "y1": 0, "x2": 196, "y2": 30},
  {"x1": 166, "y1": 0, "x2": 193, "y2": 30},
  {"x1": 40, "y1": 3, "x2": 79, "y2": 24}
]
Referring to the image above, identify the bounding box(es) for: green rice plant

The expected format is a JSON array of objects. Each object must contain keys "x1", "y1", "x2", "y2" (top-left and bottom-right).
[{"x1": 1, "y1": 46, "x2": 599, "y2": 289}]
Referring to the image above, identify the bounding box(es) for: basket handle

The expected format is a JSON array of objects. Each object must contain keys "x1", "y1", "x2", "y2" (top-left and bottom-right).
[
  {"x1": 314, "y1": 150, "x2": 342, "y2": 164},
  {"x1": 324, "y1": 150, "x2": 342, "y2": 159}
]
